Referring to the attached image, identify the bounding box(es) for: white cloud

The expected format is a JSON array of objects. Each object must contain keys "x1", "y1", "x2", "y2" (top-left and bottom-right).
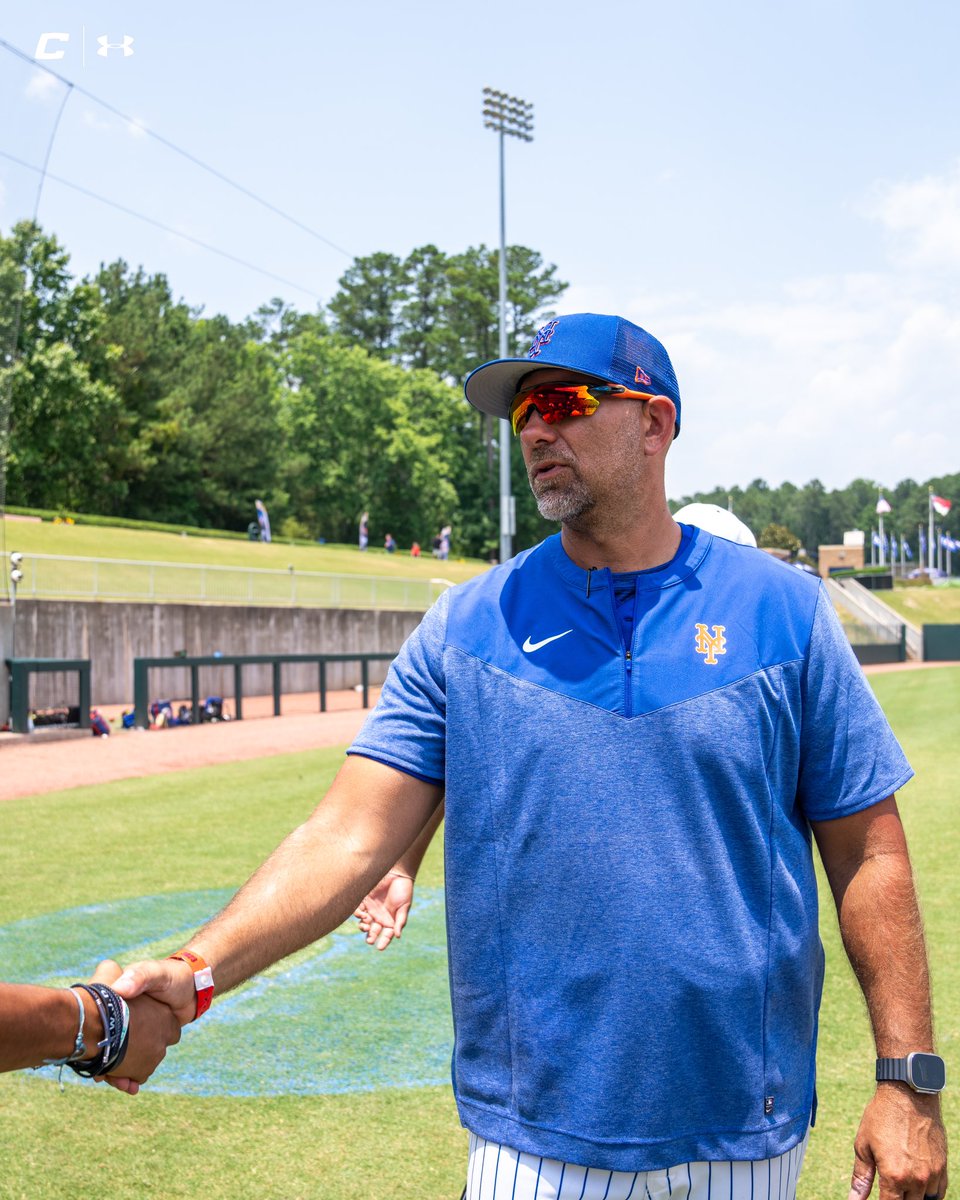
[
  {"x1": 82, "y1": 109, "x2": 115, "y2": 133},
  {"x1": 867, "y1": 160, "x2": 960, "y2": 269},
  {"x1": 25, "y1": 70, "x2": 63, "y2": 103},
  {"x1": 570, "y1": 167, "x2": 960, "y2": 498}
]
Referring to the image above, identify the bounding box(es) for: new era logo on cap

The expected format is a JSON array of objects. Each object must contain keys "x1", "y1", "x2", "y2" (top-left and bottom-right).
[{"x1": 464, "y1": 313, "x2": 682, "y2": 436}]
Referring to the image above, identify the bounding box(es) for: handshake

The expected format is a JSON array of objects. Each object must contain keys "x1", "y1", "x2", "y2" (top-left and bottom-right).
[
  {"x1": 1, "y1": 956, "x2": 189, "y2": 1091},
  {"x1": 2, "y1": 865, "x2": 418, "y2": 1093}
]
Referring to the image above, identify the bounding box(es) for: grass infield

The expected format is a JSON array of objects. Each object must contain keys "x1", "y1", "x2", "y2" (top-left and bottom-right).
[{"x1": 0, "y1": 670, "x2": 957, "y2": 1197}]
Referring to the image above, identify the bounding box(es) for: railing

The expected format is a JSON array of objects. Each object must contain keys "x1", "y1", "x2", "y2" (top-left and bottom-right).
[
  {"x1": 13, "y1": 554, "x2": 449, "y2": 611},
  {"x1": 132, "y1": 652, "x2": 398, "y2": 729},
  {"x1": 827, "y1": 577, "x2": 921, "y2": 660}
]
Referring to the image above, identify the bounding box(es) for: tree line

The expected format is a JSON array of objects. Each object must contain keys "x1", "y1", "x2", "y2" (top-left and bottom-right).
[
  {"x1": 675, "y1": 475, "x2": 960, "y2": 560},
  {"x1": 0, "y1": 220, "x2": 955, "y2": 559}
]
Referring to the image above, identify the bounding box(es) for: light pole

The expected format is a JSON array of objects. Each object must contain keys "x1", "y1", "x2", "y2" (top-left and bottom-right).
[{"x1": 483, "y1": 87, "x2": 534, "y2": 564}]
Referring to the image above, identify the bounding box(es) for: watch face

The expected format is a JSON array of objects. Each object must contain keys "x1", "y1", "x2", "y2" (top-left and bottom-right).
[{"x1": 909, "y1": 1053, "x2": 946, "y2": 1092}]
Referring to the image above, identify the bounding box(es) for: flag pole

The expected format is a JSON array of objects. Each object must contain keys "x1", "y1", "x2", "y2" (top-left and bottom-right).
[{"x1": 928, "y1": 488, "x2": 935, "y2": 574}]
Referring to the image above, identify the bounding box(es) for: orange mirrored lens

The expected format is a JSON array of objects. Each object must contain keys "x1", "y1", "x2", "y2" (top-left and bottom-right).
[{"x1": 509, "y1": 385, "x2": 601, "y2": 435}]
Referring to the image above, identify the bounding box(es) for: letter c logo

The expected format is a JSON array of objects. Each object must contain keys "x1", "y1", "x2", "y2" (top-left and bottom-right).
[{"x1": 35, "y1": 32, "x2": 69, "y2": 60}]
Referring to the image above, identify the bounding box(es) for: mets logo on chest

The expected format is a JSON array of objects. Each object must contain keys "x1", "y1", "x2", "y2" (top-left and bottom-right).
[
  {"x1": 694, "y1": 623, "x2": 727, "y2": 665},
  {"x1": 527, "y1": 319, "x2": 559, "y2": 358}
]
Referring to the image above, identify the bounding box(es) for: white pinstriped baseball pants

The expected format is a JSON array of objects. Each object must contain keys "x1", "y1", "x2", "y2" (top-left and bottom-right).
[{"x1": 465, "y1": 1130, "x2": 810, "y2": 1200}]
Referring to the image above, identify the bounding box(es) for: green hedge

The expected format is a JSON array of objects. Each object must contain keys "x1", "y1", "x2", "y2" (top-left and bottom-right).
[{"x1": 4, "y1": 505, "x2": 255, "y2": 541}]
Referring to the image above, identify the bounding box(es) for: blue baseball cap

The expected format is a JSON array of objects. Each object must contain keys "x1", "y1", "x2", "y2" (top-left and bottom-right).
[{"x1": 463, "y1": 312, "x2": 682, "y2": 436}]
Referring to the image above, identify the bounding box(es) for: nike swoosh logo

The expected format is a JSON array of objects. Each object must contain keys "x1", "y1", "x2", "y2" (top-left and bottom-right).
[{"x1": 522, "y1": 630, "x2": 573, "y2": 653}]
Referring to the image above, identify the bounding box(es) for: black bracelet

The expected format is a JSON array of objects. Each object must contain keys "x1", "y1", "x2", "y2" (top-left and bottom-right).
[{"x1": 67, "y1": 984, "x2": 129, "y2": 1078}]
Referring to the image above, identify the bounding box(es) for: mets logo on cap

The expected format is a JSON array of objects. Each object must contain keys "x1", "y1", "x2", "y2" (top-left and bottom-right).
[{"x1": 527, "y1": 320, "x2": 559, "y2": 358}]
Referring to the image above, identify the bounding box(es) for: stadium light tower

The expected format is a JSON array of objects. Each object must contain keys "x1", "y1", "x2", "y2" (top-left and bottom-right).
[{"x1": 483, "y1": 87, "x2": 534, "y2": 564}]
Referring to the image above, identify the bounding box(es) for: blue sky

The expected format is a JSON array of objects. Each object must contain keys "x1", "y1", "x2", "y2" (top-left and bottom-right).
[{"x1": 2, "y1": 1, "x2": 958, "y2": 501}]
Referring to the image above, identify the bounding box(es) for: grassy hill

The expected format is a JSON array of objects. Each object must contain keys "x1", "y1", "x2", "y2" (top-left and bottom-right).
[
  {"x1": 2, "y1": 515, "x2": 491, "y2": 587},
  {"x1": 883, "y1": 583, "x2": 960, "y2": 626}
]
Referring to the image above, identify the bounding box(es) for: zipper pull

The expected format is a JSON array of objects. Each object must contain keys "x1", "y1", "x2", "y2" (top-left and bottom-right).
[{"x1": 625, "y1": 649, "x2": 632, "y2": 672}]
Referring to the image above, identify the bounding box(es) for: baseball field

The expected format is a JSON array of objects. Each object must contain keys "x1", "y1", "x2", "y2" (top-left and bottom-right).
[{"x1": 0, "y1": 665, "x2": 956, "y2": 1199}]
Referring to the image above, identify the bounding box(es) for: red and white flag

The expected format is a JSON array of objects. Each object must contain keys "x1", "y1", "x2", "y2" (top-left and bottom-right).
[
  {"x1": 876, "y1": 495, "x2": 892, "y2": 515},
  {"x1": 931, "y1": 494, "x2": 952, "y2": 517}
]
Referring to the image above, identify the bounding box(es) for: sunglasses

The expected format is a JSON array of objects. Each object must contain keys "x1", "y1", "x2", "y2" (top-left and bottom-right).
[{"x1": 509, "y1": 382, "x2": 655, "y2": 436}]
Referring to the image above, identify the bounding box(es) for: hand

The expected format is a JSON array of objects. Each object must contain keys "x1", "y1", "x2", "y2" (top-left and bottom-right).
[
  {"x1": 87, "y1": 960, "x2": 182, "y2": 1095},
  {"x1": 849, "y1": 1085, "x2": 948, "y2": 1200},
  {"x1": 354, "y1": 870, "x2": 414, "y2": 951},
  {"x1": 103, "y1": 956, "x2": 197, "y2": 1093}
]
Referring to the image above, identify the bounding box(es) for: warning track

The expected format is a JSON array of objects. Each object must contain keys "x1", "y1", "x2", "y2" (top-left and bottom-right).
[{"x1": 0, "y1": 689, "x2": 379, "y2": 801}]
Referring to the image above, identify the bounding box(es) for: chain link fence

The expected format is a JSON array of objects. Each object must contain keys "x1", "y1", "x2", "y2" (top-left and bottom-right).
[{"x1": 13, "y1": 554, "x2": 451, "y2": 611}]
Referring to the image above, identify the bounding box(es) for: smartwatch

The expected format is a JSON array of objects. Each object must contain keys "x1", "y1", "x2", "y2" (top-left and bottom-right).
[{"x1": 876, "y1": 1053, "x2": 946, "y2": 1094}]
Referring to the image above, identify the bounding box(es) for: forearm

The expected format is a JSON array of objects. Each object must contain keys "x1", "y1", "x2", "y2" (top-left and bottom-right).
[
  {"x1": 391, "y1": 800, "x2": 445, "y2": 879},
  {"x1": 0, "y1": 983, "x2": 102, "y2": 1072},
  {"x1": 185, "y1": 759, "x2": 441, "y2": 994},
  {"x1": 833, "y1": 845, "x2": 934, "y2": 1055}
]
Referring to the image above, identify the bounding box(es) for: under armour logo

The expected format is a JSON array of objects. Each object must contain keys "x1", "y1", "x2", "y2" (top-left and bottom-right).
[
  {"x1": 97, "y1": 34, "x2": 135, "y2": 57},
  {"x1": 694, "y1": 623, "x2": 727, "y2": 665},
  {"x1": 527, "y1": 320, "x2": 559, "y2": 358}
]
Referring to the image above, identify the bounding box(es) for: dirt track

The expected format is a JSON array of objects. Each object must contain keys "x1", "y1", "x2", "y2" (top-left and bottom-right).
[
  {"x1": 1, "y1": 662, "x2": 956, "y2": 802},
  {"x1": 0, "y1": 689, "x2": 379, "y2": 801}
]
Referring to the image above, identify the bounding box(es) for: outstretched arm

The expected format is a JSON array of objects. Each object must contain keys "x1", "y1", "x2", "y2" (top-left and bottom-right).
[
  {"x1": 0, "y1": 960, "x2": 180, "y2": 1084},
  {"x1": 114, "y1": 755, "x2": 443, "y2": 1025},
  {"x1": 812, "y1": 796, "x2": 948, "y2": 1200},
  {"x1": 355, "y1": 799, "x2": 445, "y2": 950}
]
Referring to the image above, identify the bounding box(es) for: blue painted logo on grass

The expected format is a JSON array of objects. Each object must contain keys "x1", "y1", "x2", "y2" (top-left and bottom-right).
[{"x1": 0, "y1": 889, "x2": 453, "y2": 1097}]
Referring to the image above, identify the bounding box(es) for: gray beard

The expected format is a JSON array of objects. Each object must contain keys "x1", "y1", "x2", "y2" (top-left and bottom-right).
[{"x1": 532, "y1": 476, "x2": 594, "y2": 524}]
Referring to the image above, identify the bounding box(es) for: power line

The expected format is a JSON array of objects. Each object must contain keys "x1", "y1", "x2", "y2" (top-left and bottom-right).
[
  {"x1": 0, "y1": 149, "x2": 325, "y2": 301},
  {"x1": 0, "y1": 36, "x2": 353, "y2": 259}
]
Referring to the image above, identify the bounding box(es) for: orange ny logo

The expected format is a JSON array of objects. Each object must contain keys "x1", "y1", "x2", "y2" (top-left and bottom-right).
[{"x1": 694, "y1": 623, "x2": 727, "y2": 665}]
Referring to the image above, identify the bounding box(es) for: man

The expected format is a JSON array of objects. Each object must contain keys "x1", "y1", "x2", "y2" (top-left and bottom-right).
[{"x1": 113, "y1": 314, "x2": 946, "y2": 1200}]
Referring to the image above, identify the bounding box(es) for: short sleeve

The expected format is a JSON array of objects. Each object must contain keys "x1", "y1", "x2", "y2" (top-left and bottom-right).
[
  {"x1": 797, "y1": 586, "x2": 914, "y2": 821},
  {"x1": 347, "y1": 588, "x2": 449, "y2": 785}
]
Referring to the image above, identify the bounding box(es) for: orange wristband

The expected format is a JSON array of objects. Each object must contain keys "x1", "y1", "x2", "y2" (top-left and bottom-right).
[{"x1": 168, "y1": 950, "x2": 215, "y2": 1019}]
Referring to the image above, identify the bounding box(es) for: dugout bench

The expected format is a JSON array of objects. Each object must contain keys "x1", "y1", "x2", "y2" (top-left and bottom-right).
[
  {"x1": 132, "y1": 652, "x2": 397, "y2": 729},
  {"x1": 6, "y1": 657, "x2": 92, "y2": 735}
]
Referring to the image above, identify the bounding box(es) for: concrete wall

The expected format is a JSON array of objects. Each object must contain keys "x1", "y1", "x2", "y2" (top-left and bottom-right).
[{"x1": 11, "y1": 600, "x2": 425, "y2": 709}]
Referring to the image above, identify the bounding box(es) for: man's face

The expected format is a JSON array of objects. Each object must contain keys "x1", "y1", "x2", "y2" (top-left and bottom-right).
[{"x1": 515, "y1": 367, "x2": 650, "y2": 527}]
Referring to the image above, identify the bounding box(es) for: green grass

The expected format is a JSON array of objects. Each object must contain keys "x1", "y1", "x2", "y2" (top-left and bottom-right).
[
  {"x1": 0, "y1": 670, "x2": 957, "y2": 1197},
  {"x1": 883, "y1": 584, "x2": 960, "y2": 626},
  {"x1": 2, "y1": 514, "x2": 490, "y2": 588}
]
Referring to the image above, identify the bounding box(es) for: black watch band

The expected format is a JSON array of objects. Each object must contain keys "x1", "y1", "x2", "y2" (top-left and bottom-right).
[
  {"x1": 876, "y1": 1058, "x2": 910, "y2": 1083},
  {"x1": 876, "y1": 1053, "x2": 946, "y2": 1094}
]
